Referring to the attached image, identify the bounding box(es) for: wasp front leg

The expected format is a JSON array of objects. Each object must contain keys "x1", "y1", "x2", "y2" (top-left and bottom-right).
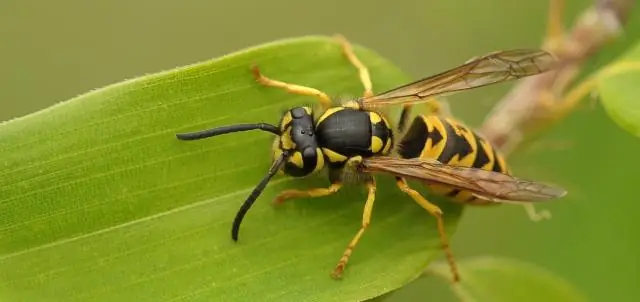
[
  {"x1": 272, "y1": 183, "x2": 343, "y2": 205},
  {"x1": 251, "y1": 65, "x2": 333, "y2": 111},
  {"x1": 335, "y1": 34, "x2": 374, "y2": 98}
]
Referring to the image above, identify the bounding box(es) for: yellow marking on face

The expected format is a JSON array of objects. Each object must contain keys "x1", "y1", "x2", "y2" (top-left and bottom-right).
[
  {"x1": 317, "y1": 107, "x2": 344, "y2": 125},
  {"x1": 272, "y1": 137, "x2": 282, "y2": 157},
  {"x1": 303, "y1": 106, "x2": 312, "y2": 115},
  {"x1": 280, "y1": 112, "x2": 293, "y2": 132},
  {"x1": 289, "y1": 151, "x2": 304, "y2": 168},
  {"x1": 371, "y1": 136, "x2": 384, "y2": 153},
  {"x1": 271, "y1": 142, "x2": 285, "y2": 175},
  {"x1": 322, "y1": 148, "x2": 348, "y2": 164},
  {"x1": 280, "y1": 129, "x2": 295, "y2": 150}
]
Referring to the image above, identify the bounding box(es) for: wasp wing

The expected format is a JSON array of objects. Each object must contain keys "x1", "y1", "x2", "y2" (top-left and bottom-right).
[
  {"x1": 361, "y1": 156, "x2": 566, "y2": 202},
  {"x1": 359, "y1": 49, "x2": 557, "y2": 109}
]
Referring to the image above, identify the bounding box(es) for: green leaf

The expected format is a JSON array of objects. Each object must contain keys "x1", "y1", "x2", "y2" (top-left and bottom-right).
[
  {"x1": 426, "y1": 256, "x2": 587, "y2": 302},
  {"x1": 596, "y1": 41, "x2": 640, "y2": 138},
  {"x1": 0, "y1": 36, "x2": 463, "y2": 301}
]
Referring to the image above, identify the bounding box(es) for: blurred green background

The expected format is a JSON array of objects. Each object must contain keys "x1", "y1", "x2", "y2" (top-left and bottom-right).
[{"x1": 2, "y1": 1, "x2": 639, "y2": 301}]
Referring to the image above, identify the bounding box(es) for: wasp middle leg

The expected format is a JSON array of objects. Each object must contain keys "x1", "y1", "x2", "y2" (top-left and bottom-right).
[
  {"x1": 272, "y1": 183, "x2": 343, "y2": 205},
  {"x1": 331, "y1": 176, "x2": 377, "y2": 279},
  {"x1": 251, "y1": 65, "x2": 333, "y2": 111}
]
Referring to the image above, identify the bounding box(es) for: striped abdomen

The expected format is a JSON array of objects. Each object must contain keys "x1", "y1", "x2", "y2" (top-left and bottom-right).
[{"x1": 397, "y1": 115, "x2": 510, "y2": 204}]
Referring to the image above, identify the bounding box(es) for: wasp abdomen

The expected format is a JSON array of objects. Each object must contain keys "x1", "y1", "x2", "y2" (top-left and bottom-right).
[{"x1": 397, "y1": 115, "x2": 510, "y2": 204}]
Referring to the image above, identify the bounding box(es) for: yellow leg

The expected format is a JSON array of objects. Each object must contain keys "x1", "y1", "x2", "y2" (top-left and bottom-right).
[
  {"x1": 396, "y1": 177, "x2": 460, "y2": 283},
  {"x1": 553, "y1": 77, "x2": 598, "y2": 120},
  {"x1": 273, "y1": 183, "x2": 342, "y2": 205},
  {"x1": 523, "y1": 204, "x2": 552, "y2": 222},
  {"x1": 331, "y1": 178, "x2": 377, "y2": 279},
  {"x1": 251, "y1": 65, "x2": 333, "y2": 111},
  {"x1": 543, "y1": 0, "x2": 565, "y2": 53},
  {"x1": 529, "y1": 0, "x2": 592, "y2": 133},
  {"x1": 335, "y1": 34, "x2": 374, "y2": 98}
]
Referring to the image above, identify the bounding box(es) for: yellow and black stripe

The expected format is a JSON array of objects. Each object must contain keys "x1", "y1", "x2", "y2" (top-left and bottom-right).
[{"x1": 397, "y1": 115, "x2": 510, "y2": 204}]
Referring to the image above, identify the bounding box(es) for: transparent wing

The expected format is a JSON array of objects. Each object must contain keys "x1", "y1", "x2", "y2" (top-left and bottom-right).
[
  {"x1": 361, "y1": 156, "x2": 566, "y2": 202},
  {"x1": 360, "y1": 49, "x2": 557, "y2": 109}
]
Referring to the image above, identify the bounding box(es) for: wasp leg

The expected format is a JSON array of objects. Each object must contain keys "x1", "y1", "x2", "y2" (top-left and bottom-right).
[
  {"x1": 335, "y1": 34, "x2": 374, "y2": 98},
  {"x1": 251, "y1": 65, "x2": 333, "y2": 111},
  {"x1": 523, "y1": 204, "x2": 552, "y2": 222},
  {"x1": 331, "y1": 177, "x2": 377, "y2": 279},
  {"x1": 273, "y1": 183, "x2": 342, "y2": 205},
  {"x1": 395, "y1": 177, "x2": 460, "y2": 283},
  {"x1": 535, "y1": 0, "x2": 567, "y2": 113},
  {"x1": 397, "y1": 105, "x2": 413, "y2": 133},
  {"x1": 543, "y1": 0, "x2": 565, "y2": 53}
]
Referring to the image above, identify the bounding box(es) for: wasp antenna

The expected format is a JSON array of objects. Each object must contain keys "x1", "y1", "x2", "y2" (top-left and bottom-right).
[
  {"x1": 231, "y1": 151, "x2": 288, "y2": 241},
  {"x1": 176, "y1": 123, "x2": 280, "y2": 141}
]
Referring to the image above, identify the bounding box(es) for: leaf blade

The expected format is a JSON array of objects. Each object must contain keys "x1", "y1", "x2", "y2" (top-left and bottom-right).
[
  {"x1": 428, "y1": 256, "x2": 587, "y2": 302},
  {"x1": 596, "y1": 41, "x2": 640, "y2": 138},
  {"x1": 0, "y1": 36, "x2": 463, "y2": 301}
]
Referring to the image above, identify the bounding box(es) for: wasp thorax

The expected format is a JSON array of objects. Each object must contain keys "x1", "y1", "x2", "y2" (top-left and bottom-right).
[{"x1": 272, "y1": 106, "x2": 325, "y2": 177}]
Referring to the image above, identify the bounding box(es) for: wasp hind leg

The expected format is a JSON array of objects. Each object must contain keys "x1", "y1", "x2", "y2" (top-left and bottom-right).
[
  {"x1": 251, "y1": 65, "x2": 333, "y2": 111},
  {"x1": 395, "y1": 177, "x2": 460, "y2": 283},
  {"x1": 335, "y1": 34, "x2": 374, "y2": 98},
  {"x1": 331, "y1": 176, "x2": 377, "y2": 279},
  {"x1": 397, "y1": 105, "x2": 413, "y2": 133},
  {"x1": 523, "y1": 204, "x2": 552, "y2": 222},
  {"x1": 537, "y1": 0, "x2": 592, "y2": 116}
]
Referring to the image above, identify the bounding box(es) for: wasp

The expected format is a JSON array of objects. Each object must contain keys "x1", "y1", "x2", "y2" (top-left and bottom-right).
[{"x1": 176, "y1": 35, "x2": 566, "y2": 283}]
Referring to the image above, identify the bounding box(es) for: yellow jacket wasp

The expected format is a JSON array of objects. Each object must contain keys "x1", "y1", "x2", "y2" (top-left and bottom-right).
[{"x1": 176, "y1": 35, "x2": 566, "y2": 283}]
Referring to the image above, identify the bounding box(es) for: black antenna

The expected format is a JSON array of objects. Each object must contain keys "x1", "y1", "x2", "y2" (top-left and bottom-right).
[
  {"x1": 231, "y1": 151, "x2": 288, "y2": 241},
  {"x1": 176, "y1": 123, "x2": 280, "y2": 141}
]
